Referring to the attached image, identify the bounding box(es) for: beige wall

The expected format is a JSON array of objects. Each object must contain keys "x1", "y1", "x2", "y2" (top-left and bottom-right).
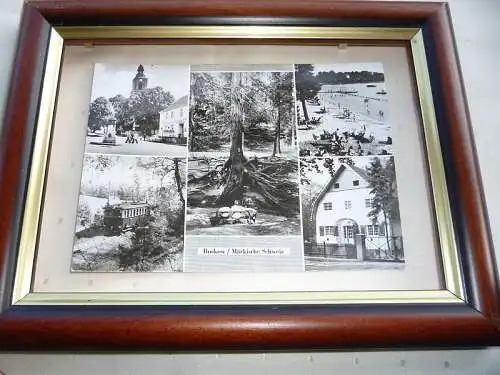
[{"x1": 1, "y1": 0, "x2": 500, "y2": 373}]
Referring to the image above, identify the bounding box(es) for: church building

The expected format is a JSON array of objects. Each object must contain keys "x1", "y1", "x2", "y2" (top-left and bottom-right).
[{"x1": 131, "y1": 64, "x2": 148, "y2": 94}]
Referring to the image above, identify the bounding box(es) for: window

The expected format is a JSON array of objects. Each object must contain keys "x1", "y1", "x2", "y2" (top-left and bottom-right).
[
  {"x1": 325, "y1": 226, "x2": 338, "y2": 236},
  {"x1": 353, "y1": 180, "x2": 359, "y2": 186},
  {"x1": 334, "y1": 183, "x2": 340, "y2": 189},
  {"x1": 343, "y1": 226, "x2": 354, "y2": 239},
  {"x1": 367, "y1": 225, "x2": 379, "y2": 236},
  {"x1": 319, "y1": 226, "x2": 325, "y2": 236},
  {"x1": 323, "y1": 202, "x2": 332, "y2": 210},
  {"x1": 365, "y1": 198, "x2": 372, "y2": 208},
  {"x1": 360, "y1": 225, "x2": 366, "y2": 234},
  {"x1": 344, "y1": 200, "x2": 352, "y2": 209}
]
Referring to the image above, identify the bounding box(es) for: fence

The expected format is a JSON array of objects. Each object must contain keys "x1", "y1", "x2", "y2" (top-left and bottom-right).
[
  {"x1": 304, "y1": 242, "x2": 356, "y2": 259},
  {"x1": 364, "y1": 236, "x2": 404, "y2": 261},
  {"x1": 304, "y1": 235, "x2": 404, "y2": 262}
]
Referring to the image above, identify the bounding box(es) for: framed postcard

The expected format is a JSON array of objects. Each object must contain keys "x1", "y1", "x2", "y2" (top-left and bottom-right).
[{"x1": 0, "y1": 0, "x2": 499, "y2": 350}]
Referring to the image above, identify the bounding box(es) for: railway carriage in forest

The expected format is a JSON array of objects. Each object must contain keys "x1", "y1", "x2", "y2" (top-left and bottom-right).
[{"x1": 102, "y1": 202, "x2": 151, "y2": 233}]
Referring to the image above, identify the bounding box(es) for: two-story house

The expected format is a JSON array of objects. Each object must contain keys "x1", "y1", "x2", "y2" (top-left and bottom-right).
[
  {"x1": 312, "y1": 162, "x2": 401, "y2": 257},
  {"x1": 158, "y1": 95, "x2": 188, "y2": 144}
]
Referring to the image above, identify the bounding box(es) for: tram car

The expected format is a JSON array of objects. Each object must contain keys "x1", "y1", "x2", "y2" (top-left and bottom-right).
[{"x1": 102, "y1": 202, "x2": 150, "y2": 234}]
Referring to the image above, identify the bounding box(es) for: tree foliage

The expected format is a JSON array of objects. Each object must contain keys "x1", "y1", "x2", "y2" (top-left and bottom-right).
[
  {"x1": 187, "y1": 71, "x2": 300, "y2": 215},
  {"x1": 189, "y1": 71, "x2": 295, "y2": 152},
  {"x1": 76, "y1": 201, "x2": 91, "y2": 227},
  {"x1": 88, "y1": 96, "x2": 112, "y2": 133},
  {"x1": 299, "y1": 157, "x2": 353, "y2": 185},
  {"x1": 269, "y1": 72, "x2": 295, "y2": 155},
  {"x1": 366, "y1": 157, "x2": 400, "y2": 253},
  {"x1": 117, "y1": 215, "x2": 183, "y2": 272},
  {"x1": 109, "y1": 94, "x2": 133, "y2": 132},
  {"x1": 91, "y1": 87, "x2": 175, "y2": 136},
  {"x1": 129, "y1": 86, "x2": 175, "y2": 136},
  {"x1": 294, "y1": 64, "x2": 321, "y2": 122},
  {"x1": 189, "y1": 72, "x2": 233, "y2": 151},
  {"x1": 84, "y1": 154, "x2": 116, "y2": 172},
  {"x1": 367, "y1": 157, "x2": 398, "y2": 221}
]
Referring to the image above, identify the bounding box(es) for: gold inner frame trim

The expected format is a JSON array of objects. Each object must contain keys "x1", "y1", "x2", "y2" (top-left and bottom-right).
[
  {"x1": 21, "y1": 290, "x2": 458, "y2": 305},
  {"x1": 56, "y1": 26, "x2": 419, "y2": 40},
  {"x1": 12, "y1": 29, "x2": 64, "y2": 304},
  {"x1": 410, "y1": 31, "x2": 464, "y2": 299},
  {"x1": 12, "y1": 26, "x2": 464, "y2": 306}
]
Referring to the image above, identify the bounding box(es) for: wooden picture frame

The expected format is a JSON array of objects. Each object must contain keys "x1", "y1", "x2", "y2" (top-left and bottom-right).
[{"x1": 0, "y1": 0, "x2": 499, "y2": 350}]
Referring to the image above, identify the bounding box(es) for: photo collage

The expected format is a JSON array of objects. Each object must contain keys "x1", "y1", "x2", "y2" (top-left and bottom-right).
[{"x1": 71, "y1": 62, "x2": 404, "y2": 273}]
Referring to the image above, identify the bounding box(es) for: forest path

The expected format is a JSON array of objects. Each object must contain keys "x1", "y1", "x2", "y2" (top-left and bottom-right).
[{"x1": 186, "y1": 207, "x2": 301, "y2": 236}]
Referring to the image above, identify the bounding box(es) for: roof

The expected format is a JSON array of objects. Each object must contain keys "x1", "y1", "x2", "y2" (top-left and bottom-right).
[
  {"x1": 160, "y1": 95, "x2": 189, "y2": 112},
  {"x1": 310, "y1": 163, "x2": 369, "y2": 221},
  {"x1": 133, "y1": 64, "x2": 146, "y2": 79},
  {"x1": 350, "y1": 164, "x2": 369, "y2": 181},
  {"x1": 111, "y1": 202, "x2": 149, "y2": 210}
]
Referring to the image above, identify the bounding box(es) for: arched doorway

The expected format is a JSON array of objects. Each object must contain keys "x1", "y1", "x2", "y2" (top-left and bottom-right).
[{"x1": 334, "y1": 218, "x2": 358, "y2": 246}]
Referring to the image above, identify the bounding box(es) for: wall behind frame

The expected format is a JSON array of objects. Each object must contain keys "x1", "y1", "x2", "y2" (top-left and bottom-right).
[{"x1": 0, "y1": 0, "x2": 500, "y2": 373}]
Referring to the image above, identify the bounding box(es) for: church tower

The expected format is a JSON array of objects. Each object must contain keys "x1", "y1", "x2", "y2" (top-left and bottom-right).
[{"x1": 131, "y1": 64, "x2": 148, "y2": 94}]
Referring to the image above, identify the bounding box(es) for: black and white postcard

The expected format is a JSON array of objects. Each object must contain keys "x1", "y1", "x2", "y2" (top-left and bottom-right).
[
  {"x1": 300, "y1": 155, "x2": 404, "y2": 271},
  {"x1": 186, "y1": 155, "x2": 301, "y2": 236},
  {"x1": 84, "y1": 63, "x2": 189, "y2": 157},
  {"x1": 295, "y1": 63, "x2": 392, "y2": 157},
  {"x1": 71, "y1": 154, "x2": 186, "y2": 272},
  {"x1": 183, "y1": 67, "x2": 303, "y2": 272},
  {"x1": 186, "y1": 68, "x2": 301, "y2": 236},
  {"x1": 189, "y1": 69, "x2": 298, "y2": 157}
]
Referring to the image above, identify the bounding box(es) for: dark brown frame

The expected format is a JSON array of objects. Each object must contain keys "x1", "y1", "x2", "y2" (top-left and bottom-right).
[{"x1": 0, "y1": 0, "x2": 499, "y2": 350}]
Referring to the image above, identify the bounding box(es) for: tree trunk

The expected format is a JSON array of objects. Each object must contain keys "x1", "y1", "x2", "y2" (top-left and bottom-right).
[
  {"x1": 383, "y1": 210, "x2": 391, "y2": 258},
  {"x1": 189, "y1": 123, "x2": 195, "y2": 150},
  {"x1": 217, "y1": 72, "x2": 247, "y2": 205},
  {"x1": 301, "y1": 98, "x2": 309, "y2": 122},
  {"x1": 273, "y1": 106, "x2": 281, "y2": 156},
  {"x1": 173, "y1": 158, "x2": 185, "y2": 206}
]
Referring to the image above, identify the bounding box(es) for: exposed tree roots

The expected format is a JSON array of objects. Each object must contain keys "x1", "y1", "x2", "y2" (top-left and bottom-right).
[{"x1": 190, "y1": 155, "x2": 299, "y2": 215}]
